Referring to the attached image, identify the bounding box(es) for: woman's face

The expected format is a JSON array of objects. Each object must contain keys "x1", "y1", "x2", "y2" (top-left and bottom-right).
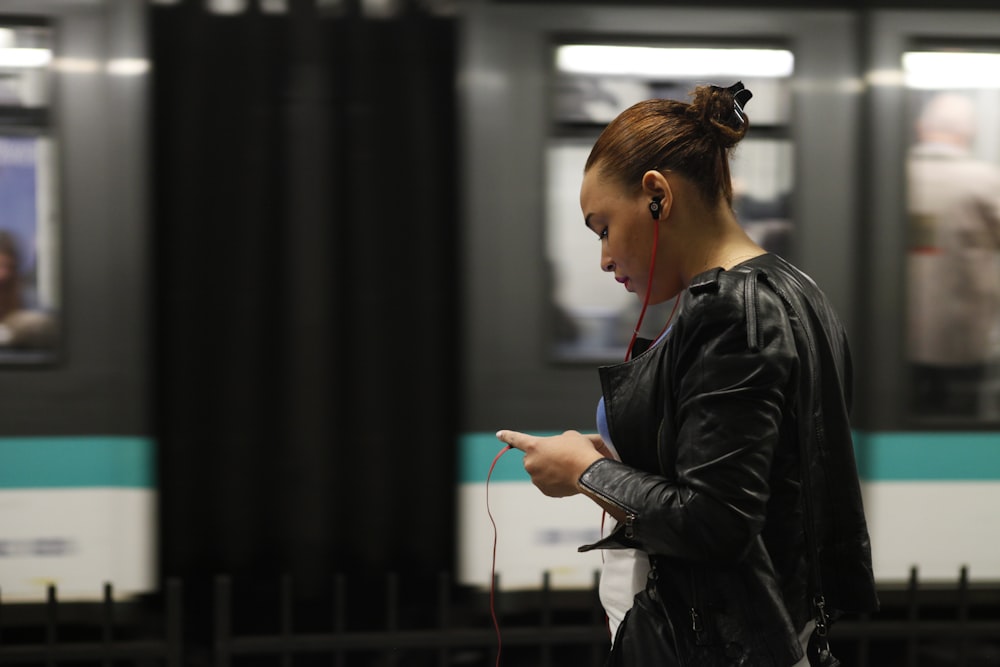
[{"x1": 580, "y1": 167, "x2": 662, "y2": 303}]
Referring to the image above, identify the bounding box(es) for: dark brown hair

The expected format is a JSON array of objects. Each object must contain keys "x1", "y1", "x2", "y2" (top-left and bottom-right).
[{"x1": 584, "y1": 83, "x2": 750, "y2": 206}]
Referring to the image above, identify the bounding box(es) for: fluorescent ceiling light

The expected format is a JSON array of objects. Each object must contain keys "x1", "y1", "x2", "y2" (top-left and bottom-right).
[
  {"x1": 904, "y1": 51, "x2": 1000, "y2": 89},
  {"x1": 556, "y1": 45, "x2": 794, "y2": 78},
  {"x1": 866, "y1": 68, "x2": 905, "y2": 88},
  {"x1": 0, "y1": 47, "x2": 52, "y2": 69},
  {"x1": 53, "y1": 58, "x2": 101, "y2": 74},
  {"x1": 107, "y1": 58, "x2": 150, "y2": 76}
]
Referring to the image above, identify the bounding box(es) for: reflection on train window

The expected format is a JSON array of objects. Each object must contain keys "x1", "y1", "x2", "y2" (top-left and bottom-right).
[
  {"x1": 904, "y1": 49, "x2": 1000, "y2": 422},
  {"x1": 0, "y1": 25, "x2": 51, "y2": 108},
  {"x1": 0, "y1": 23, "x2": 58, "y2": 364},
  {"x1": 546, "y1": 44, "x2": 794, "y2": 362}
]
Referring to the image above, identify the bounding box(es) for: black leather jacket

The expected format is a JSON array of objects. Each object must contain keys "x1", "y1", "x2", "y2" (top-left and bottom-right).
[{"x1": 578, "y1": 254, "x2": 878, "y2": 666}]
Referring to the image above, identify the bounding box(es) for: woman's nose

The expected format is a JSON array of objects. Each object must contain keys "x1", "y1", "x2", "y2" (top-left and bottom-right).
[{"x1": 601, "y1": 250, "x2": 615, "y2": 273}]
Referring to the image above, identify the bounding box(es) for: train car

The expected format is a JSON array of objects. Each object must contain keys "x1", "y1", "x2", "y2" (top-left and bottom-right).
[
  {"x1": 456, "y1": 3, "x2": 1000, "y2": 590},
  {"x1": 0, "y1": 0, "x2": 153, "y2": 601}
]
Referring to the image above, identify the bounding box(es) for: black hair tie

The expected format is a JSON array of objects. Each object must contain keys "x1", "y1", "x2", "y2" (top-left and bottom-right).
[{"x1": 711, "y1": 80, "x2": 753, "y2": 129}]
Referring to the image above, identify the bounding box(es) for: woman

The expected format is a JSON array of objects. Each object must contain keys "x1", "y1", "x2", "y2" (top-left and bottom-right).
[{"x1": 496, "y1": 83, "x2": 877, "y2": 666}]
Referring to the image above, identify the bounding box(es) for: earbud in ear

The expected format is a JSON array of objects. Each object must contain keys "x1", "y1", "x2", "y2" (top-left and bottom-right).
[{"x1": 649, "y1": 196, "x2": 663, "y2": 220}]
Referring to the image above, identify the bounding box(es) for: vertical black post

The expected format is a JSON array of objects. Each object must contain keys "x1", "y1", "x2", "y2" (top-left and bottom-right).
[
  {"x1": 591, "y1": 570, "x2": 605, "y2": 667},
  {"x1": 333, "y1": 574, "x2": 346, "y2": 667},
  {"x1": 280, "y1": 574, "x2": 293, "y2": 667},
  {"x1": 491, "y1": 573, "x2": 501, "y2": 667},
  {"x1": 45, "y1": 584, "x2": 57, "y2": 667},
  {"x1": 437, "y1": 572, "x2": 450, "y2": 667},
  {"x1": 214, "y1": 576, "x2": 232, "y2": 667},
  {"x1": 166, "y1": 578, "x2": 184, "y2": 667},
  {"x1": 906, "y1": 566, "x2": 919, "y2": 667},
  {"x1": 540, "y1": 571, "x2": 552, "y2": 667},
  {"x1": 957, "y1": 565, "x2": 969, "y2": 667},
  {"x1": 102, "y1": 582, "x2": 114, "y2": 667},
  {"x1": 385, "y1": 572, "x2": 399, "y2": 667}
]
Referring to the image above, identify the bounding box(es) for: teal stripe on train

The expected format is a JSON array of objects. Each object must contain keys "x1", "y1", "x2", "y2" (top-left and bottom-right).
[
  {"x1": 853, "y1": 432, "x2": 1000, "y2": 481},
  {"x1": 460, "y1": 432, "x2": 554, "y2": 484},
  {"x1": 458, "y1": 432, "x2": 1000, "y2": 483},
  {"x1": 0, "y1": 436, "x2": 154, "y2": 488}
]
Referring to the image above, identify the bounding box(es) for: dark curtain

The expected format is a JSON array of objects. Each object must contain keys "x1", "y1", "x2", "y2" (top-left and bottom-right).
[{"x1": 151, "y1": 0, "x2": 459, "y2": 603}]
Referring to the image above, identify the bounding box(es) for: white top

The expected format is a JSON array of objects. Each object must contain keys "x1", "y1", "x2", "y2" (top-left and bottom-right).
[
  {"x1": 594, "y1": 411, "x2": 649, "y2": 643},
  {"x1": 598, "y1": 515, "x2": 650, "y2": 643}
]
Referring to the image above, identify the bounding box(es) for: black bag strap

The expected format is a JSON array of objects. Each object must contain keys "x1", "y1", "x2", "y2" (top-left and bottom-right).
[
  {"x1": 755, "y1": 266, "x2": 840, "y2": 667},
  {"x1": 743, "y1": 266, "x2": 839, "y2": 666},
  {"x1": 797, "y1": 409, "x2": 840, "y2": 667}
]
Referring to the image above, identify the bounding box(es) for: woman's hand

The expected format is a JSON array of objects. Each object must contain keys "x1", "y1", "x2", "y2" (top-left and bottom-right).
[{"x1": 495, "y1": 429, "x2": 606, "y2": 497}]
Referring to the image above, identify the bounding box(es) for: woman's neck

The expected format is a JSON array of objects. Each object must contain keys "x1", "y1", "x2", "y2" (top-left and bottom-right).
[{"x1": 675, "y1": 206, "x2": 764, "y2": 281}]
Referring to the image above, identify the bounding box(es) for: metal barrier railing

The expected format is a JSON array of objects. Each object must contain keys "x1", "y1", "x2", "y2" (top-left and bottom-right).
[
  {"x1": 1, "y1": 567, "x2": 998, "y2": 666},
  {"x1": 0, "y1": 580, "x2": 183, "y2": 666},
  {"x1": 212, "y1": 571, "x2": 608, "y2": 667}
]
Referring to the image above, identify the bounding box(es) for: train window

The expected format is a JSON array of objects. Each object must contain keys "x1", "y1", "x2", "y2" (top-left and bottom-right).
[
  {"x1": 0, "y1": 25, "x2": 51, "y2": 107},
  {"x1": 903, "y1": 49, "x2": 1000, "y2": 422},
  {"x1": 0, "y1": 22, "x2": 58, "y2": 364},
  {"x1": 546, "y1": 44, "x2": 794, "y2": 362}
]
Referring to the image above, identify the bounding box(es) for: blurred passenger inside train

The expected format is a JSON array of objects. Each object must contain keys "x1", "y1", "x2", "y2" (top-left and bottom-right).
[
  {"x1": 0, "y1": 229, "x2": 56, "y2": 349},
  {"x1": 907, "y1": 92, "x2": 1000, "y2": 418},
  {"x1": 497, "y1": 82, "x2": 877, "y2": 666}
]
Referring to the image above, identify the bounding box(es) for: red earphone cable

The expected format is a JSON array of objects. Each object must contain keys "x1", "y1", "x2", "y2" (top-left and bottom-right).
[
  {"x1": 624, "y1": 217, "x2": 685, "y2": 361},
  {"x1": 604, "y1": 217, "x2": 680, "y2": 637},
  {"x1": 625, "y1": 220, "x2": 660, "y2": 361},
  {"x1": 486, "y1": 445, "x2": 512, "y2": 667}
]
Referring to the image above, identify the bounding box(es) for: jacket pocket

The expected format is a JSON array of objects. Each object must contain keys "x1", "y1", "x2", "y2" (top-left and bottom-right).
[{"x1": 607, "y1": 583, "x2": 682, "y2": 667}]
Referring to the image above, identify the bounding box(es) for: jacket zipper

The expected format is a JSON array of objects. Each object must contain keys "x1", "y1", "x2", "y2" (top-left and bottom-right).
[
  {"x1": 623, "y1": 512, "x2": 636, "y2": 539},
  {"x1": 688, "y1": 569, "x2": 705, "y2": 641},
  {"x1": 578, "y1": 484, "x2": 639, "y2": 537},
  {"x1": 690, "y1": 606, "x2": 703, "y2": 633}
]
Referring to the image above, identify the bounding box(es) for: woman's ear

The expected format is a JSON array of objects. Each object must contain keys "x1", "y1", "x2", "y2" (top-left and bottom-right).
[{"x1": 641, "y1": 170, "x2": 672, "y2": 221}]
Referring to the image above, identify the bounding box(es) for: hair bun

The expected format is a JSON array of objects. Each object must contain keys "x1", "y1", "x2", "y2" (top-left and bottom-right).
[{"x1": 687, "y1": 81, "x2": 752, "y2": 148}]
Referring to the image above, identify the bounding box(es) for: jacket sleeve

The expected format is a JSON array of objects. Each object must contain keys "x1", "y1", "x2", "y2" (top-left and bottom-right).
[{"x1": 579, "y1": 276, "x2": 798, "y2": 563}]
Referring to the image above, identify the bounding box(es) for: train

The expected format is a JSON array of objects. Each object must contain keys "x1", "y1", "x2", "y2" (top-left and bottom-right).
[{"x1": 0, "y1": 1, "x2": 998, "y2": 602}]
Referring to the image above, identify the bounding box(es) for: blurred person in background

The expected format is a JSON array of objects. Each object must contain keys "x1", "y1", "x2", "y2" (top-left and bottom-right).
[
  {"x1": 0, "y1": 229, "x2": 55, "y2": 349},
  {"x1": 907, "y1": 92, "x2": 1000, "y2": 418},
  {"x1": 497, "y1": 82, "x2": 877, "y2": 666}
]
